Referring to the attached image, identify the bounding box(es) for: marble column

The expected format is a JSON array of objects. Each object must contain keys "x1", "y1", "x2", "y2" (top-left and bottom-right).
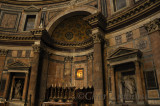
[
  {"x1": 110, "y1": 66, "x2": 116, "y2": 104},
  {"x1": 3, "y1": 73, "x2": 11, "y2": 100},
  {"x1": 91, "y1": 28, "x2": 104, "y2": 106},
  {"x1": 135, "y1": 61, "x2": 145, "y2": 104},
  {"x1": 145, "y1": 18, "x2": 160, "y2": 90},
  {"x1": 28, "y1": 44, "x2": 41, "y2": 106},
  {"x1": 22, "y1": 73, "x2": 29, "y2": 101}
]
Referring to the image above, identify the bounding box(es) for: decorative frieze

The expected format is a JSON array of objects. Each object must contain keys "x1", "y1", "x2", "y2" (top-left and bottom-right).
[
  {"x1": 145, "y1": 18, "x2": 160, "y2": 34},
  {"x1": 32, "y1": 44, "x2": 41, "y2": 53},
  {"x1": 106, "y1": 0, "x2": 160, "y2": 32},
  {"x1": 0, "y1": 49, "x2": 8, "y2": 56},
  {"x1": 30, "y1": 28, "x2": 47, "y2": 36}
]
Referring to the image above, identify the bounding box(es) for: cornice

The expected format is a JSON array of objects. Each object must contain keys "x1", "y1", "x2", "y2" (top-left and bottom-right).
[
  {"x1": 83, "y1": 12, "x2": 106, "y2": 31},
  {"x1": 0, "y1": 32, "x2": 41, "y2": 41},
  {"x1": 0, "y1": 0, "x2": 70, "y2": 6},
  {"x1": 106, "y1": 0, "x2": 160, "y2": 32}
]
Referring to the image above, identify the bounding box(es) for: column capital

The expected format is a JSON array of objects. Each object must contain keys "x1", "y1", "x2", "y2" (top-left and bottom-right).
[
  {"x1": 91, "y1": 28, "x2": 105, "y2": 44},
  {"x1": 64, "y1": 56, "x2": 73, "y2": 62},
  {"x1": 32, "y1": 44, "x2": 41, "y2": 53},
  {"x1": 87, "y1": 53, "x2": 93, "y2": 60},
  {"x1": 0, "y1": 49, "x2": 8, "y2": 56},
  {"x1": 144, "y1": 18, "x2": 160, "y2": 34},
  {"x1": 83, "y1": 12, "x2": 106, "y2": 31}
]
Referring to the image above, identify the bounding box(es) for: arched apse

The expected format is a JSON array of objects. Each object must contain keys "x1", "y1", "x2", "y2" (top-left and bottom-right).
[{"x1": 46, "y1": 6, "x2": 98, "y2": 35}]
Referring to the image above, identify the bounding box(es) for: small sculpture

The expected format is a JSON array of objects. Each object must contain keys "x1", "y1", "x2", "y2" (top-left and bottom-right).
[{"x1": 14, "y1": 80, "x2": 22, "y2": 99}]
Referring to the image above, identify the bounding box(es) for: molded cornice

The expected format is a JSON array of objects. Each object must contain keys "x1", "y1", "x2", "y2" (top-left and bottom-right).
[
  {"x1": 83, "y1": 12, "x2": 106, "y2": 31},
  {"x1": 106, "y1": 0, "x2": 160, "y2": 33},
  {"x1": 0, "y1": 0, "x2": 70, "y2": 6}
]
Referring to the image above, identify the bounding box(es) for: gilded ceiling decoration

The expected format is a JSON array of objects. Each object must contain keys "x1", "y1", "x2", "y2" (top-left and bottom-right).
[{"x1": 52, "y1": 16, "x2": 92, "y2": 44}]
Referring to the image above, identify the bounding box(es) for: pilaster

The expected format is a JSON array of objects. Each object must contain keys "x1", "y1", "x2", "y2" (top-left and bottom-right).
[
  {"x1": 28, "y1": 44, "x2": 41, "y2": 106},
  {"x1": 145, "y1": 18, "x2": 160, "y2": 90},
  {"x1": 64, "y1": 56, "x2": 73, "y2": 86},
  {"x1": 134, "y1": 61, "x2": 145, "y2": 104},
  {"x1": 27, "y1": 28, "x2": 45, "y2": 106}
]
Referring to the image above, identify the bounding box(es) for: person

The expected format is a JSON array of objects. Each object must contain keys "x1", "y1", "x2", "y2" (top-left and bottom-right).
[{"x1": 14, "y1": 80, "x2": 22, "y2": 99}]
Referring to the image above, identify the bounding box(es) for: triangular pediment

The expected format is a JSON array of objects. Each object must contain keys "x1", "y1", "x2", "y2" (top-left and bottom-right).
[
  {"x1": 8, "y1": 61, "x2": 29, "y2": 68},
  {"x1": 24, "y1": 5, "x2": 41, "y2": 12},
  {"x1": 108, "y1": 47, "x2": 139, "y2": 59}
]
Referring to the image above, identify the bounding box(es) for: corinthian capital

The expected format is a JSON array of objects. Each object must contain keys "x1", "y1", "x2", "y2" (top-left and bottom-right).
[
  {"x1": 145, "y1": 18, "x2": 160, "y2": 34},
  {"x1": 64, "y1": 56, "x2": 73, "y2": 62},
  {"x1": 32, "y1": 44, "x2": 41, "y2": 53},
  {"x1": 0, "y1": 49, "x2": 8, "y2": 56},
  {"x1": 91, "y1": 28, "x2": 104, "y2": 44}
]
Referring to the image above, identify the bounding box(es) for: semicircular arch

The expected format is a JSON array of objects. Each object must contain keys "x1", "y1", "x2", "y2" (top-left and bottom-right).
[{"x1": 46, "y1": 6, "x2": 98, "y2": 35}]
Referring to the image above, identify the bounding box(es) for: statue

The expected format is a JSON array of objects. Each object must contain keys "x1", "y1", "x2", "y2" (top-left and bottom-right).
[
  {"x1": 14, "y1": 80, "x2": 22, "y2": 99},
  {"x1": 122, "y1": 75, "x2": 136, "y2": 101}
]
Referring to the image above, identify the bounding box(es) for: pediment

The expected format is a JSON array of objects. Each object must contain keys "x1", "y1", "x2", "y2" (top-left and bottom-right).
[
  {"x1": 8, "y1": 61, "x2": 29, "y2": 68},
  {"x1": 108, "y1": 47, "x2": 140, "y2": 59},
  {"x1": 24, "y1": 5, "x2": 41, "y2": 12}
]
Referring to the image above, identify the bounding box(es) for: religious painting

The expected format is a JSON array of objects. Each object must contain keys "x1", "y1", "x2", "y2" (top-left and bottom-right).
[{"x1": 75, "y1": 68, "x2": 84, "y2": 80}]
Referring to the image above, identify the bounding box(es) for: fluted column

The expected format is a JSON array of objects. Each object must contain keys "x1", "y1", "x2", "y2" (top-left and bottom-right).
[
  {"x1": 28, "y1": 44, "x2": 41, "y2": 106},
  {"x1": 145, "y1": 18, "x2": 160, "y2": 90},
  {"x1": 135, "y1": 61, "x2": 145, "y2": 104},
  {"x1": 91, "y1": 28, "x2": 104, "y2": 106}
]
